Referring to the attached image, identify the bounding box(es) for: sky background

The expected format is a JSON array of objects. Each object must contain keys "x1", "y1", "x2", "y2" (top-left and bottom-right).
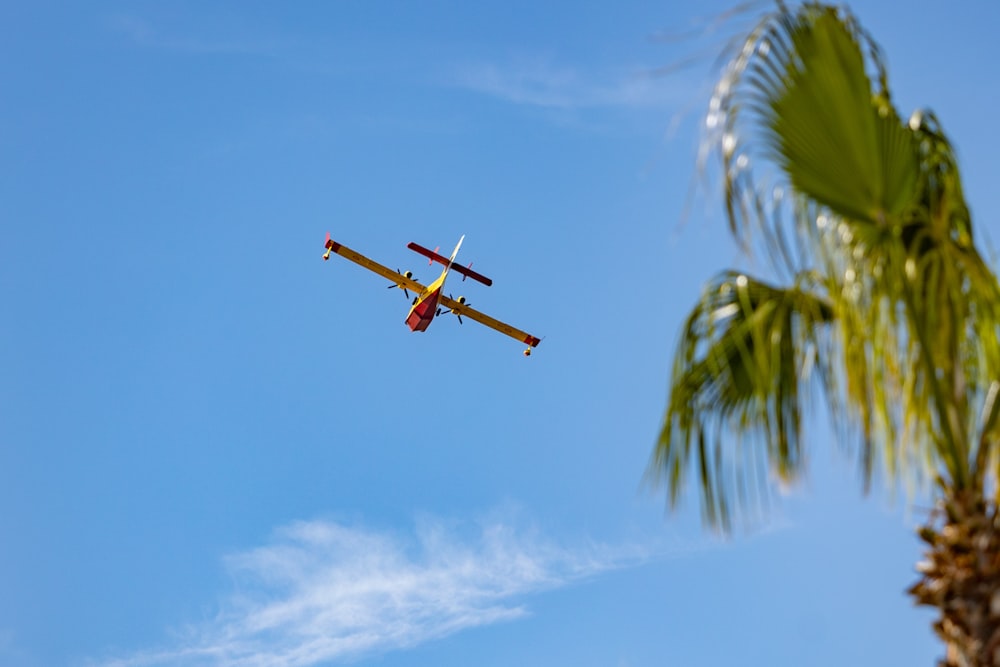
[{"x1": 3, "y1": 1, "x2": 1000, "y2": 666}]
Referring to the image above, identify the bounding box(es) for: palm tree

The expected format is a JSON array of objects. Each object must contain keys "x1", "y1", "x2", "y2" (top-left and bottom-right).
[{"x1": 652, "y1": 3, "x2": 1000, "y2": 665}]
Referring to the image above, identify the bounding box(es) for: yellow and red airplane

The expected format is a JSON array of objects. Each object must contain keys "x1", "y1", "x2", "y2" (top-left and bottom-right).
[{"x1": 323, "y1": 233, "x2": 542, "y2": 356}]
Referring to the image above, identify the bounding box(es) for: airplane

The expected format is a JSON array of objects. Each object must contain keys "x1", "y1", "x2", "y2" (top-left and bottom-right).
[{"x1": 323, "y1": 233, "x2": 542, "y2": 356}]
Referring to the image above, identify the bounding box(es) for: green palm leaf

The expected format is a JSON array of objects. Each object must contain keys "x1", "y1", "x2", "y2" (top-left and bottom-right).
[
  {"x1": 713, "y1": 4, "x2": 919, "y2": 242},
  {"x1": 655, "y1": 271, "x2": 834, "y2": 529},
  {"x1": 660, "y1": 4, "x2": 1000, "y2": 662},
  {"x1": 660, "y1": 2, "x2": 1000, "y2": 528},
  {"x1": 761, "y1": 9, "x2": 919, "y2": 224}
]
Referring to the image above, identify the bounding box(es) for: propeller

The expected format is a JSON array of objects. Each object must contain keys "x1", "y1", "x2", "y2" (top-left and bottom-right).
[
  {"x1": 388, "y1": 269, "x2": 416, "y2": 298},
  {"x1": 439, "y1": 295, "x2": 469, "y2": 324}
]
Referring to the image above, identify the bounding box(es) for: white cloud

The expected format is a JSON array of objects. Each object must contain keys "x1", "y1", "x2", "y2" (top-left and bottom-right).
[
  {"x1": 450, "y1": 60, "x2": 687, "y2": 111},
  {"x1": 0, "y1": 628, "x2": 16, "y2": 656},
  {"x1": 95, "y1": 514, "x2": 642, "y2": 667},
  {"x1": 107, "y1": 15, "x2": 282, "y2": 56}
]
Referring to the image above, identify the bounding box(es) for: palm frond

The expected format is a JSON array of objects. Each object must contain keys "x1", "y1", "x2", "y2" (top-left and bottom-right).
[
  {"x1": 653, "y1": 271, "x2": 834, "y2": 529},
  {"x1": 765, "y1": 9, "x2": 919, "y2": 224},
  {"x1": 707, "y1": 3, "x2": 918, "y2": 243},
  {"x1": 665, "y1": 1, "x2": 1000, "y2": 528}
]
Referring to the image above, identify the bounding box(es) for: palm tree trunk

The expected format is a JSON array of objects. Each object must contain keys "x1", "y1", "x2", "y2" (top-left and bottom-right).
[{"x1": 909, "y1": 492, "x2": 1000, "y2": 666}]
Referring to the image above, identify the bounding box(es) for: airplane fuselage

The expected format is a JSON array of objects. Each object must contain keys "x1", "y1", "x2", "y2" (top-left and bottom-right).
[
  {"x1": 404, "y1": 251, "x2": 453, "y2": 332},
  {"x1": 405, "y1": 286, "x2": 442, "y2": 331}
]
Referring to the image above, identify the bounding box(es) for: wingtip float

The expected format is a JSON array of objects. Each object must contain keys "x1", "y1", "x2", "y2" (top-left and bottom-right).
[{"x1": 323, "y1": 233, "x2": 541, "y2": 356}]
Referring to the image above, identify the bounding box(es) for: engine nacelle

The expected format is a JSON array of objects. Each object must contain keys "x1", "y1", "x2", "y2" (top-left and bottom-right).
[
  {"x1": 457, "y1": 296, "x2": 467, "y2": 305},
  {"x1": 403, "y1": 270, "x2": 413, "y2": 279}
]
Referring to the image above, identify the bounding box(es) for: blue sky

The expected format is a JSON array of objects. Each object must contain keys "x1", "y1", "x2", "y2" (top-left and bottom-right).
[{"x1": 3, "y1": 1, "x2": 999, "y2": 665}]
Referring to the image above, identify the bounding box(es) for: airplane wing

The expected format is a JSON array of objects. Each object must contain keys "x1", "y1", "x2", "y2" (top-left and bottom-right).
[
  {"x1": 325, "y1": 237, "x2": 426, "y2": 295},
  {"x1": 438, "y1": 294, "x2": 541, "y2": 348}
]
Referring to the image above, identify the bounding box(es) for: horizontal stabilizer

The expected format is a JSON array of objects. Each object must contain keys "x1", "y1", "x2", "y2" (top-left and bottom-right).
[{"x1": 407, "y1": 242, "x2": 493, "y2": 286}]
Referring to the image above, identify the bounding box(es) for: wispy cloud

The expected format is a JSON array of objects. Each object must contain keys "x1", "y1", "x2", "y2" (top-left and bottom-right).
[
  {"x1": 107, "y1": 15, "x2": 282, "y2": 56},
  {"x1": 450, "y1": 59, "x2": 688, "y2": 111},
  {"x1": 95, "y1": 514, "x2": 643, "y2": 667},
  {"x1": 0, "y1": 628, "x2": 17, "y2": 657}
]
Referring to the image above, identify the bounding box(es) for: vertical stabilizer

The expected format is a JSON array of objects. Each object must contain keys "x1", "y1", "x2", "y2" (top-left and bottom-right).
[{"x1": 447, "y1": 235, "x2": 465, "y2": 268}]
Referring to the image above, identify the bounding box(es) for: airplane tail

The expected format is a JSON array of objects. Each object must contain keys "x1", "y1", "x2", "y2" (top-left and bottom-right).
[
  {"x1": 406, "y1": 236, "x2": 492, "y2": 286},
  {"x1": 447, "y1": 235, "x2": 465, "y2": 269}
]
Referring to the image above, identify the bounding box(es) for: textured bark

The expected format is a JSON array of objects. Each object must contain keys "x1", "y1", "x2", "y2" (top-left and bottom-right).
[{"x1": 909, "y1": 493, "x2": 1000, "y2": 667}]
